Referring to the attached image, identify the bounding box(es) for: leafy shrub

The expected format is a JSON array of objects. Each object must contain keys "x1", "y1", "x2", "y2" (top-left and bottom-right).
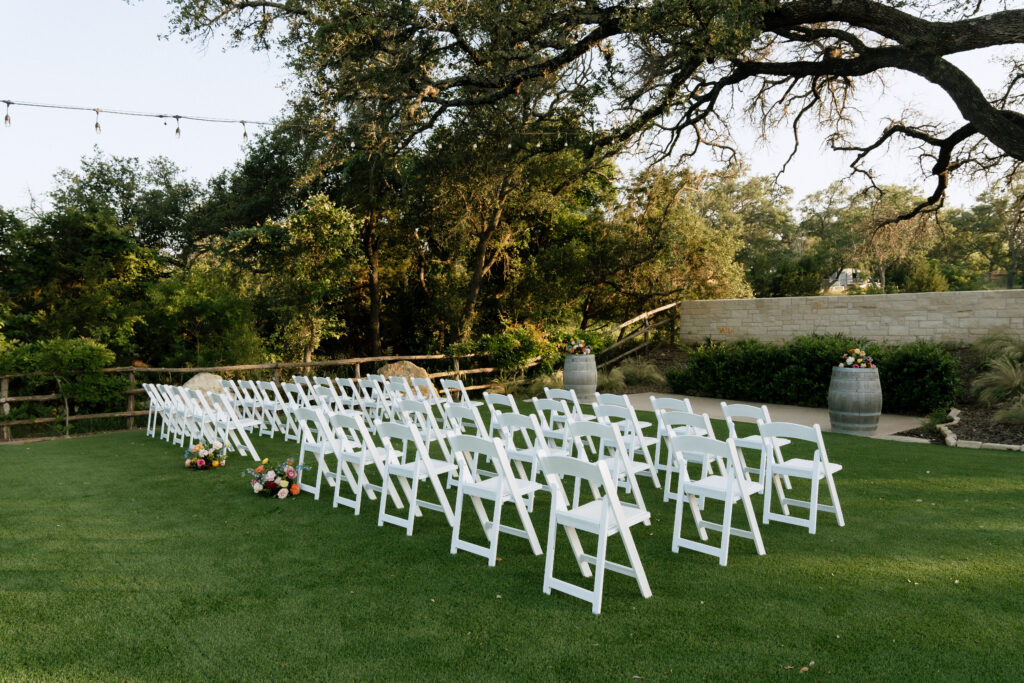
[
  {"x1": 0, "y1": 338, "x2": 128, "y2": 435},
  {"x1": 870, "y1": 341, "x2": 959, "y2": 414},
  {"x1": 474, "y1": 323, "x2": 558, "y2": 376},
  {"x1": 667, "y1": 334, "x2": 957, "y2": 415}
]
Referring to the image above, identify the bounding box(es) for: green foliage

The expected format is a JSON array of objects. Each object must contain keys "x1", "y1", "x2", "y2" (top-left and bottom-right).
[
  {"x1": 973, "y1": 330, "x2": 1024, "y2": 363},
  {"x1": 993, "y1": 396, "x2": 1024, "y2": 424},
  {"x1": 668, "y1": 335, "x2": 958, "y2": 415},
  {"x1": 617, "y1": 358, "x2": 667, "y2": 388},
  {"x1": 972, "y1": 356, "x2": 1024, "y2": 406},
  {"x1": 870, "y1": 341, "x2": 959, "y2": 414},
  {"x1": 474, "y1": 323, "x2": 559, "y2": 376},
  {"x1": 597, "y1": 367, "x2": 626, "y2": 393},
  {"x1": 0, "y1": 338, "x2": 128, "y2": 434}
]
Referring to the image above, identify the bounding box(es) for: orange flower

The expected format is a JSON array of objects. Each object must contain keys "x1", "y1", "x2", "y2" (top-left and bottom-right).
[
  {"x1": 255, "y1": 465, "x2": 264, "y2": 474},
  {"x1": 289, "y1": 483, "x2": 300, "y2": 496}
]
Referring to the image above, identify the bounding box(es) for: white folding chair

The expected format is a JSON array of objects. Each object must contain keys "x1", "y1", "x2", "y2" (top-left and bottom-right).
[
  {"x1": 235, "y1": 380, "x2": 262, "y2": 422},
  {"x1": 493, "y1": 411, "x2": 549, "y2": 509},
  {"x1": 540, "y1": 455, "x2": 652, "y2": 615},
  {"x1": 760, "y1": 421, "x2": 845, "y2": 535},
  {"x1": 357, "y1": 377, "x2": 391, "y2": 423},
  {"x1": 721, "y1": 402, "x2": 792, "y2": 491},
  {"x1": 442, "y1": 401, "x2": 489, "y2": 438},
  {"x1": 566, "y1": 419, "x2": 649, "y2": 518},
  {"x1": 334, "y1": 377, "x2": 362, "y2": 414},
  {"x1": 395, "y1": 398, "x2": 455, "y2": 463},
  {"x1": 205, "y1": 392, "x2": 260, "y2": 461},
  {"x1": 595, "y1": 392, "x2": 653, "y2": 430},
  {"x1": 141, "y1": 383, "x2": 165, "y2": 438},
  {"x1": 327, "y1": 411, "x2": 405, "y2": 515},
  {"x1": 279, "y1": 382, "x2": 305, "y2": 442},
  {"x1": 669, "y1": 434, "x2": 766, "y2": 566},
  {"x1": 409, "y1": 377, "x2": 445, "y2": 407},
  {"x1": 294, "y1": 406, "x2": 343, "y2": 500},
  {"x1": 657, "y1": 410, "x2": 714, "y2": 502},
  {"x1": 650, "y1": 396, "x2": 694, "y2": 473},
  {"x1": 254, "y1": 380, "x2": 288, "y2": 437},
  {"x1": 531, "y1": 396, "x2": 573, "y2": 456},
  {"x1": 440, "y1": 378, "x2": 482, "y2": 408},
  {"x1": 377, "y1": 420, "x2": 457, "y2": 535},
  {"x1": 291, "y1": 375, "x2": 316, "y2": 406},
  {"x1": 544, "y1": 387, "x2": 596, "y2": 427},
  {"x1": 449, "y1": 434, "x2": 543, "y2": 566},
  {"x1": 593, "y1": 403, "x2": 661, "y2": 490},
  {"x1": 483, "y1": 392, "x2": 520, "y2": 438}
]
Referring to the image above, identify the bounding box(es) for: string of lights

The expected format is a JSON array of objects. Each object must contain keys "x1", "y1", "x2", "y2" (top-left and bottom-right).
[{"x1": 1, "y1": 98, "x2": 273, "y2": 139}]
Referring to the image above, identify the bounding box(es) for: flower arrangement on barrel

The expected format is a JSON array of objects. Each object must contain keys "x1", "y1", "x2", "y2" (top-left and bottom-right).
[
  {"x1": 565, "y1": 338, "x2": 592, "y2": 355},
  {"x1": 839, "y1": 348, "x2": 876, "y2": 369},
  {"x1": 184, "y1": 442, "x2": 226, "y2": 470},
  {"x1": 245, "y1": 458, "x2": 308, "y2": 499}
]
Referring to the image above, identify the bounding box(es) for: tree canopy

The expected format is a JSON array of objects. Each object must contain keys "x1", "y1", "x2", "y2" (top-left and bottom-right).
[{"x1": 167, "y1": 0, "x2": 1024, "y2": 222}]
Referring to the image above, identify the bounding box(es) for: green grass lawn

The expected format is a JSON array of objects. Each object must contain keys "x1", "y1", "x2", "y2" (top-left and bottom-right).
[{"x1": 2, "y1": 416, "x2": 1022, "y2": 681}]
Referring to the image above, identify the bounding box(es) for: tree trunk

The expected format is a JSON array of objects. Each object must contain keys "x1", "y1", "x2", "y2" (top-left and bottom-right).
[
  {"x1": 365, "y1": 231, "x2": 382, "y2": 355},
  {"x1": 459, "y1": 178, "x2": 511, "y2": 340}
]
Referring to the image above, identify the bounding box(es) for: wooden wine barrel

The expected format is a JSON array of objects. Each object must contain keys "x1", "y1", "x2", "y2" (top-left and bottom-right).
[
  {"x1": 563, "y1": 354, "x2": 598, "y2": 403},
  {"x1": 828, "y1": 366, "x2": 882, "y2": 436}
]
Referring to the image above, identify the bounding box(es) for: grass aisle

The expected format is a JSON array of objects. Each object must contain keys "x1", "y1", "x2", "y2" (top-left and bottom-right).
[{"x1": 1, "y1": 425, "x2": 1022, "y2": 681}]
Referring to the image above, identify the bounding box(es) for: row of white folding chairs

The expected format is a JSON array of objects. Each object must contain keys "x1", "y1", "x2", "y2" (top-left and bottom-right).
[
  {"x1": 141, "y1": 382, "x2": 261, "y2": 461},
  {"x1": 285, "y1": 396, "x2": 653, "y2": 614}
]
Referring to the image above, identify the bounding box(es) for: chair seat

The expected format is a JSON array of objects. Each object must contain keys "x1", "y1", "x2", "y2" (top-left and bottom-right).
[
  {"x1": 734, "y1": 435, "x2": 790, "y2": 450},
  {"x1": 683, "y1": 475, "x2": 762, "y2": 501},
  {"x1": 772, "y1": 458, "x2": 842, "y2": 478},
  {"x1": 390, "y1": 457, "x2": 457, "y2": 480},
  {"x1": 557, "y1": 500, "x2": 650, "y2": 535},
  {"x1": 461, "y1": 474, "x2": 543, "y2": 502}
]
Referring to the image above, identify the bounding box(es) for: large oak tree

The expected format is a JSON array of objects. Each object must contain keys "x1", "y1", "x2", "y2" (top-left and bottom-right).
[{"x1": 167, "y1": 0, "x2": 1024, "y2": 221}]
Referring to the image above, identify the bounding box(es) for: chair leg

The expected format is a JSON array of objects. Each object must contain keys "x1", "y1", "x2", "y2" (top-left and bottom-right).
[{"x1": 826, "y1": 470, "x2": 845, "y2": 527}]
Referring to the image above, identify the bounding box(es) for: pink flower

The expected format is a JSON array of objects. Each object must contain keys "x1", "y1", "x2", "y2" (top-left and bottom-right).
[
  {"x1": 286, "y1": 468, "x2": 297, "y2": 480},
  {"x1": 265, "y1": 470, "x2": 277, "y2": 482},
  {"x1": 277, "y1": 488, "x2": 289, "y2": 499},
  {"x1": 197, "y1": 459, "x2": 206, "y2": 468}
]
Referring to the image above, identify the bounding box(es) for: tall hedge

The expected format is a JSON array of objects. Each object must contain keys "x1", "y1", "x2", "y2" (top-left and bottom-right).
[{"x1": 666, "y1": 334, "x2": 958, "y2": 415}]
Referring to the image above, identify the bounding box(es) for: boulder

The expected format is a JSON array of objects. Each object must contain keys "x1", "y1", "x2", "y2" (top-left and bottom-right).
[
  {"x1": 183, "y1": 372, "x2": 225, "y2": 394},
  {"x1": 377, "y1": 360, "x2": 432, "y2": 396}
]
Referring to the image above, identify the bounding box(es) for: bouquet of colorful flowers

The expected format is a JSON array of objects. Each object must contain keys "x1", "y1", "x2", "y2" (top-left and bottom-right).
[
  {"x1": 565, "y1": 338, "x2": 592, "y2": 355},
  {"x1": 839, "y1": 348, "x2": 876, "y2": 369},
  {"x1": 244, "y1": 458, "x2": 308, "y2": 499},
  {"x1": 184, "y1": 441, "x2": 227, "y2": 470}
]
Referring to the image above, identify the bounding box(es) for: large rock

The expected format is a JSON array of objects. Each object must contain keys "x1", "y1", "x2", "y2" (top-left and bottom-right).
[
  {"x1": 377, "y1": 361, "x2": 432, "y2": 396},
  {"x1": 183, "y1": 372, "x2": 224, "y2": 394}
]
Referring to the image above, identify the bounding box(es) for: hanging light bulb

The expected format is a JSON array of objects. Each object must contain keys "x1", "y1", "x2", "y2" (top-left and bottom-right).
[
  {"x1": 94, "y1": 109, "x2": 102, "y2": 135},
  {"x1": 3, "y1": 101, "x2": 10, "y2": 128},
  {"x1": 174, "y1": 116, "x2": 181, "y2": 139},
  {"x1": 240, "y1": 120, "x2": 248, "y2": 142},
  {"x1": 350, "y1": 140, "x2": 355, "y2": 149},
  {"x1": 507, "y1": 142, "x2": 512, "y2": 149},
  {"x1": 472, "y1": 142, "x2": 477, "y2": 150}
]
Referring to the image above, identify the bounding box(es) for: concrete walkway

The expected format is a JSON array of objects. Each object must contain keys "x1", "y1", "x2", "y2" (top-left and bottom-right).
[{"x1": 627, "y1": 392, "x2": 922, "y2": 437}]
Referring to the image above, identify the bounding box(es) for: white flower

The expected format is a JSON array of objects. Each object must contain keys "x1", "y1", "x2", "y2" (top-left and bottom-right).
[
  {"x1": 264, "y1": 471, "x2": 277, "y2": 483},
  {"x1": 200, "y1": 449, "x2": 210, "y2": 457},
  {"x1": 253, "y1": 482, "x2": 264, "y2": 493},
  {"x1": 845, "y1": 356, "x2": 855, "y2": 365},
  {"x1": 212, "y1": 441, "x2": 223, "y2": 450},
  {"x1": 277, "y1": 488, "x2": 289, "y2": 499}
]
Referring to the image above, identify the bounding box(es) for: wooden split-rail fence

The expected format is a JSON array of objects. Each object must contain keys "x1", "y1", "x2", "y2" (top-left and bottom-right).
[{"x1": 0, "y1": 353, "x2": 499, "y2": 443}]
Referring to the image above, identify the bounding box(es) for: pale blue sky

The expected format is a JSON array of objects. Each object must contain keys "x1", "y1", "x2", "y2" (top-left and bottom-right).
[{"x1": 0, "y1": 1, "x2": 1011, "y2": 212}]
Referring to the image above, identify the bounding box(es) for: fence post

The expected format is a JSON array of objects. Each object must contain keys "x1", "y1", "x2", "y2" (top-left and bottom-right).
[
  {"x1": 126, "y1": 370, "x2": 136, "y2": 430},
  {"x1": 1, "y1": 377, "x2": 10, "y2": 442},
  {"x1": 272, "y1": 366, "x2": 282, "y2": 386},
  {"x1": 355, "y1": 363, "x2": 362, "y2": 380},
  {"x1": 453, "y1": 357, "x2": 461, "y2": 381}
]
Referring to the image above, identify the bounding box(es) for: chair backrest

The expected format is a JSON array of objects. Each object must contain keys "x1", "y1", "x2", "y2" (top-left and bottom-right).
[
  {"x1": 721, "y1": 402, "x2": 770, "y2": 440},
  {"x1": 759, "y1": 420, "x2": 824, "y2": 449},
  {"x1": 531, "y1": 397, "x2": 572, "y2": 440},
  {"x1": 544, "y1": 387, "x2": 588, "y2": 417},
  {"x1": 667, "y1": 432, "x2": 737, "y2": 470},
  {"x1": 396, "y1": 398, "x2": 450, "y2": 456},
  {"x1": 311, "y1": 384, "x2": 341, "y2": 413},
  {"x1": 376, "y1": 419, "x2": 425, "y2": 465},
  {"x1": 494, "y1": 411, "x2": 547, "y2": 459},
  {"x1": 595, "y1": 392, "x2": 629, "y2": 408},
  {"x1": 329, "y1": 411, "x2": 376, "y2": 451},
  {"x1": 443, "y1": 402, "x2": 488, "y2": 437},
  {"x1": 659, "y1": 409, "x2": 713, "y2": 436},
  {"x1": 449, "y1": 433, "x2": 516, "y2": 484},
  {"x1": 440, "y1": 378, "x2": 472, "y2": 405},
  {"x1": 293, "y1": 406, "x2": 328, "y2": 446},
  {"x1": 313, "y1": 376, "x2": 333, "y2": 388},
  {"x1": 256, "y1": 380, "x2": 282, "y2": 404},
  {"x1": 483, "y1": 392, "x2": 519, "y2": 415},
  {"x1": 409, "y1": 377, "x2": 441, "y2": 401},
  {"x1": 280, "y1": 382, "x2": 304, "y2": 409},
  {"x1": 650, "y1": 396, "x2": 693, "y2": 416}
]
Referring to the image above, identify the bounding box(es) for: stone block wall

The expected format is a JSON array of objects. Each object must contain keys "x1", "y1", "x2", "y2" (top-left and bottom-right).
[{"x1": 678, "y1": 290, "x2": 1024, "y2": 345}]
